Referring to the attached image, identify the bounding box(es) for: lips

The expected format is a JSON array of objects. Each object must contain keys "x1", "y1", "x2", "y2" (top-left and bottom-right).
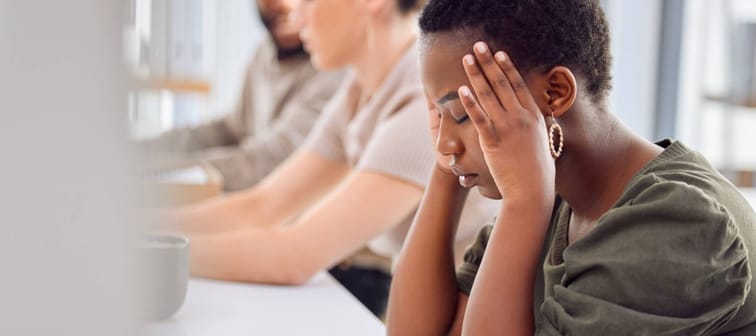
[
  {"x1": 450, "y1": 166, "x2": 479, "y2": 189},
  {"x1": 458, "y1": 174, "x2": 479, "y2": 188}
]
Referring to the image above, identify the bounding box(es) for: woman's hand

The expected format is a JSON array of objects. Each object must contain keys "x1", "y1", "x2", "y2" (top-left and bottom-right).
[{"x1": 459, "y1": 42, "x2": 555, "y2": 206}]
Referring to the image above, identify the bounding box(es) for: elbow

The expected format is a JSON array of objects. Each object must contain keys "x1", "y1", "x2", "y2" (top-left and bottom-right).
[
  {"x1": 227, "y1": 263, "x2": 316, "y2": 286},
  {"x1": 265, "y1": 248, "x2": 323, "y2": 286},
  {"x1": 275, "y1": 268, "x2": 317, "y2": 286},
  {"x1": 235, "y1": 227, "x2": 333, "y2": 286},
  {"x1": 267, "y1": 228, "x2": 331, "y2": 286}
]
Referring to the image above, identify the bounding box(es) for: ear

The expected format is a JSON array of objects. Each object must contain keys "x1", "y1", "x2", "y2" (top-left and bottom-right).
[
  {"x1": 365, "y1": 0, "x2": 391, "y2": 15},
  {"x1": 544, "y1": 66, "x2": 577, "y2": 118}
]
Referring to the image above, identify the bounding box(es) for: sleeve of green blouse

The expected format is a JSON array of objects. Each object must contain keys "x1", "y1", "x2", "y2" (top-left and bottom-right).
[
  {"x1": 456, "y1": 225, "x2": 492, "y2": 295},
  {"x1": 538, "y1": 177, "x2": 751, "y2": 336}
]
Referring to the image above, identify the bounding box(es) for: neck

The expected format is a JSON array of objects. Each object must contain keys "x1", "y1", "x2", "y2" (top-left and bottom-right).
[
  {"x1": 554, "y1": 104, "x2": 663, "y2": 220},
  {"x1": 350, "y1": 15, "x2": 416, "y2": 102}
]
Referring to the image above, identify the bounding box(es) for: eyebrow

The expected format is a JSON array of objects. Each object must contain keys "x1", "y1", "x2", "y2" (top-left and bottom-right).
[{"x1": 437, "y1": 92, "x2": 459, "y2": 105}]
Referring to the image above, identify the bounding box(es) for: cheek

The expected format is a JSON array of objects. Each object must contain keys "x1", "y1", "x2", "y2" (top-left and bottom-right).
[
  {"x1": 309, "y1": 8, "x2": 360, "y2": 66},
  {"x1": 283, "y1": 0, "x2": 297, "y2": 11}
]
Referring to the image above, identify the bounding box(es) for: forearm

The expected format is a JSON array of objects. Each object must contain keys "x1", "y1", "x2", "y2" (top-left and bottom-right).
[
  {"x1": 187, "y1": 170, "x2": 423, "y2": 285},
  {"x1": 206, "y1": 120, "x2": 314, "y2": 192},
  {"x1": 162, "y1": 151, "x2": 349, "y2": 236},
  {"x1": 161, "y1": 187, "x2": 284, "y2": 235},
  {"x1": 463, "y1": 198, "x2": 552, "y2": 335},
  {"x1": 141, "y1": 117, "x2": 238, "y2": 153},
  {"x1": 188, "y1": 227, "x2": 314, "y2": 285},
  {"x1": 387, "y1": 167, "x2": 470, "y2": 335}
]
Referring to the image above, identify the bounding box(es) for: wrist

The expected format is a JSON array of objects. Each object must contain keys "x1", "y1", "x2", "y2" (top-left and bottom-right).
[
  {"x1": 495, "y1": 178, "x2": 554, "y2": 209},
  {"x1": 498, "y1": 197, "x2": 554, "y2": 233},
  {"x1": 432, "y1": 165, "x2": 469, "y2": 197}
]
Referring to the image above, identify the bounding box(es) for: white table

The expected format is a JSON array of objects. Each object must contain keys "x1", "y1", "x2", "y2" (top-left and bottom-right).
[{"x1": 145, "y1": 273, "x2": 386, "y2": 336}]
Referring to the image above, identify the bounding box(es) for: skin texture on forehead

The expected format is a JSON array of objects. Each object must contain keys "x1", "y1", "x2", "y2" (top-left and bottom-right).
[
  {"x1": 419, "y1": 29, "x2": 548, "y2": 100},
  {"x1": 419, "y1": 33, "x2": 470, "y2": 102}
]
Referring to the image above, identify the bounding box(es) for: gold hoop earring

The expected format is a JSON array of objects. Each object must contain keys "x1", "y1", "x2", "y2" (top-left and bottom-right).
[{"x1": 548, "y1": 116, "x2": 564, "y2": 159}]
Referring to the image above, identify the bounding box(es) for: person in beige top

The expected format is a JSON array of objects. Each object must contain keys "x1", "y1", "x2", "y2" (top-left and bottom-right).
[
  {"x1": 161, "y1": 0, "x2": 498, "y2": 317},
  {"x1": 142, "y1": 0, "x2": 343, "y2": 191}
]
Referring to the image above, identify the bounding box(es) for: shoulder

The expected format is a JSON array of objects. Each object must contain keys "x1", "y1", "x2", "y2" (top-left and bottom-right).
[
  {"x1": 247, "y1": 36, "x2": 277, "y2": 70},
  {"x1": 317, "y1": 72, "x2": 359, "y2": 119},
  {"x1": 544, "y1": 175, "x2": 752, "y2": 334},
  {"x1": 576, "y1": 174, "x2": 745, "y2": 264},
  {"x1": 374, "y1": 45, "x2": 425, "y2": 117},
  {"x1": 561, "y1": 174, "x2": 751, "y2": 316},
  {"x1": 610, "y1": 141, "x2": 751, "y2": 239}
]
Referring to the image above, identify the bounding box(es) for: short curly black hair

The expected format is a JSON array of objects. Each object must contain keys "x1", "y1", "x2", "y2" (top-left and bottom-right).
[
  {"x1": 398, "y1": 0, "x2": 426, "y2": 14},
  {"x1": 419, "y1": 0, "x2": 612, "y2": 102}
]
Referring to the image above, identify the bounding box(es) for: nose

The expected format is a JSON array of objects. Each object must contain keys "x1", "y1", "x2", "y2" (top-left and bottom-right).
[{"x1": 435, "y1": 116, "x2": 464, "y2": 160}]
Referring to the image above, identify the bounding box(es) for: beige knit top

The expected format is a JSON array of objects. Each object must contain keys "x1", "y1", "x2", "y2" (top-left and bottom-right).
[
  {"x1": 304, "y1": 44, "x2": 499, "y2": 262},
  {"x1": 142, "y1": 36, "x2": 344, "y2": 191}
]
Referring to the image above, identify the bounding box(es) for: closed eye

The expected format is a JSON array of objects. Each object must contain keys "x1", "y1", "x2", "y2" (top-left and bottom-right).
[{"x1": 454, "y1": 115, "x2": 469, "y2": 124}]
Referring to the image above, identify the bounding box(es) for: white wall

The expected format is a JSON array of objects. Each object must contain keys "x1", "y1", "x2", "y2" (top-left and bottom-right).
[
  {"x1": 604, "y1": 0, "x2": 662, "y2": 140},
  {"x1": 677, "y1": 0, "x2": 756, "y2": 170},
  {"x1": 0, "y1": 0, "x2": 139, "y2": 335}
]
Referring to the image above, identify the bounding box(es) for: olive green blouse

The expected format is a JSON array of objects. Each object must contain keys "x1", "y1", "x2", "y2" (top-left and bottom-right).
[{"x1": 457, "y1": 140, "x2": 756, "y2": 335}]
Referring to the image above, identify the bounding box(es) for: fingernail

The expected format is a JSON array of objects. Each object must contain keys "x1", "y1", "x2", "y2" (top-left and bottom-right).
[
  {"x1": 459, "y1": 86, "x2": 471, "y2": 97},
  {"x1": 495, "y1": 51, "x2": 506, "y2": 62},
  {"x1": 464, "y1": 55, "x2": 474, "y2": 65},
  {"x1": 474, "y1": 42, "x2": 487, "y2": 53}
]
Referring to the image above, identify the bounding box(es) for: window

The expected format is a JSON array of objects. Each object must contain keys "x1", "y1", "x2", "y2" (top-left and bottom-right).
[
  {"x1": 124, "y1": 0, "x2": 262, "y2": 138},
  {"x1": 677, "y1": 0, "x2": 756, "y2": 186}
]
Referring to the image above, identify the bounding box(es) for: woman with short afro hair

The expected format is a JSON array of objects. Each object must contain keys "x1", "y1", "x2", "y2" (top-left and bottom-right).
[{"x1": 387, "y1": 0, "x2": 756, "y2": 334}]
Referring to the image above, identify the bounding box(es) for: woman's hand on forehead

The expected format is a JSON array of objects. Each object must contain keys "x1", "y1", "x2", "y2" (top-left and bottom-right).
[{"x1": 457, "y1": 41, "x2": 555, "y2": 204}]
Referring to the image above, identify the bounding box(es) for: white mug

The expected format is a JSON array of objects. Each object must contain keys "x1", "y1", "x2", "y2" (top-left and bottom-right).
[{"x1": 138, "y1": 234, "x2": 189, "y2": 320}]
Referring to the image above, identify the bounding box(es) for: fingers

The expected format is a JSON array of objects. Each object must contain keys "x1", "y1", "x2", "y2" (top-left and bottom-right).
[
  {"x1": 488, "y1": 48, "x2": 540, "y2": 115},
  {"x1": 458, "y1": 85, "x2": 496, "y2": 141},
  {"x1": 462, "y1": 53, "x2": 506, "y2": 124},
  {"x1": 466, "y1": 42, "x2": 540, "y2": 118},
  {"x1": 469, "y1": 42, "x2": 518, "y2": 117}
]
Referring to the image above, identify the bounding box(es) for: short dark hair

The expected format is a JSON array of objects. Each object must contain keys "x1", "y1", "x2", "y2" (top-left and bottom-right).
[
  {"x1": 419, "y1": 0, "x2": 612, "y2": 102},
  {"x1": 397, "y1": 0, "x2": 426, "y2": 14}
]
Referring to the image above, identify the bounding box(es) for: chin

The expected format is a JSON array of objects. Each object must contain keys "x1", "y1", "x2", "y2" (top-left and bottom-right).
[
  {"x1": 477, "y1": 185, "x2": 503, "y2": 200},
  {"x1": 309, "y1": 56, "x2": 334, "y2": 70},
  {"x1": 307, "y1": 50, "x2": 341, "y2": 70}
]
